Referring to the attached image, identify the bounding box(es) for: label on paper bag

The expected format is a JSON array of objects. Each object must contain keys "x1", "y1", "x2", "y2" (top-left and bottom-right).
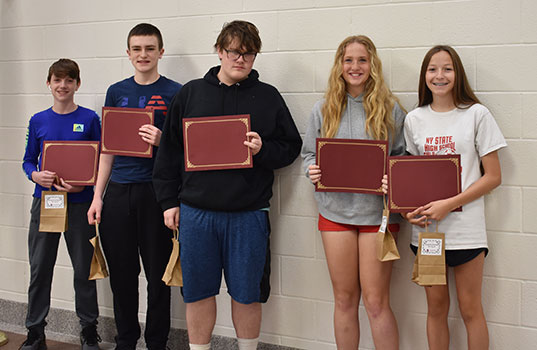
[
  {"x1": 421, "y1": 238, "x2": 442, "y2": 256},
  {"x1": 379, "y1": 215, "x2": 388, "y2": 233},
  {"x1": 44, "y1": 194, "x2": 65, "y2": 209}
]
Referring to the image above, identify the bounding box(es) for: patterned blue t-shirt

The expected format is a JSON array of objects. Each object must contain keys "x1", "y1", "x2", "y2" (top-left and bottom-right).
[{"x1": 104, "y1": 75, "x2": 182, "y2": 183}]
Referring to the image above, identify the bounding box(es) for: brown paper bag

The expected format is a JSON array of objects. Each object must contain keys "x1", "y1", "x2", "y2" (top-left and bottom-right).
[
  {"x1": 162, "y1": 229, "x2": 183, "y2": 287},
  {"x1": 412, "y1": 222, "x2": 446, "y2": 286},
  {"x1": 411, "y1": 254, "x2": 419, "y2": 283},
  {"x1": 377, "y1": 200, "x2": 400, "y2": 261},
  {"x1": 39, "y1": 191, "x2": 68, "y2": 232},
  {"x1": 89, "y1": 223, "x2": 109, "y2": 280}
]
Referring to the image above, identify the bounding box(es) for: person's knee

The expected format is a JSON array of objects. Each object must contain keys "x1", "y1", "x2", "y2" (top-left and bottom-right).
[
  {"x1": 72, "y1": 264, "x2": 92, "y2": 281},
  {"x1": 458, "y1": 296, "x2": 483, "y2": 323},
  {"x1": 362, "y1": 291, "x2": 389, "y2": 318},
  {"x1": 231, "y1": 300, "x2": 261, "y2": 316},
  {"x1": 73, "y1": 272, "x2": 96, "y2": 288},
  {"x1": 333, "y1": 289, "x2": 360, "y2": 313},
  {"x1": 427, "y1": 296, "x2": 450, "y2": 318}
]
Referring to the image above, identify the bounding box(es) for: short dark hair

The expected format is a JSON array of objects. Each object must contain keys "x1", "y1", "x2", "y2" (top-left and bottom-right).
[
  {"x1": 214, "y1": 20, "x2": 261, "y2": 53},
  {"x1": 47, "y1": 59, "x2": 80, "y2": 83},
  {"x1": 127, "y1": 23, "x2": 164, "y2": 50}
]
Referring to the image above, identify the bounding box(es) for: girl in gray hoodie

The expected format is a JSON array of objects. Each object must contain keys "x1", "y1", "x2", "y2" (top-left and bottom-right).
[{"x1": 301, "y1": 35, "x2": 405, "y2": 350}]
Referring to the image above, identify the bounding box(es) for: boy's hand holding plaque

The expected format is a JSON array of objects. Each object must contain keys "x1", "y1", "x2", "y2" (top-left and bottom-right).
[
  {"x1": 101, "y1": 107, "x2": 154, "y2": 158},
  {"x1": 41, "y1": 141, "x2": 100, "y2": 186}
]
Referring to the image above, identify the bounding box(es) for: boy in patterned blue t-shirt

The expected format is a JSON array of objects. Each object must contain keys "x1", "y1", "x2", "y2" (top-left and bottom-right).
[{"x1": 87, "y1": 23, "x2": 181, "y2": 350}]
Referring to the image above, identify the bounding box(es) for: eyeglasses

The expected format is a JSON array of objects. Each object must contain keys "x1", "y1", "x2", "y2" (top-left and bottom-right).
[{"x1": 224, "y1": 49, "x2": 257, "y2": 62}]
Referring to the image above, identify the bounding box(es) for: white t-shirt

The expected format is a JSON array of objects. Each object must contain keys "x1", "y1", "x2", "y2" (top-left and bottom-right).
[{"x1": 404, "y1": 103, "x2": 507, "y2": 250}]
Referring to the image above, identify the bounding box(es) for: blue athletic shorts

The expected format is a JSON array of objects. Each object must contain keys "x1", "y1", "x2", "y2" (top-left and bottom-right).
[{"x1": 179, "y1": 203, "x2": 271, "y2": 304}]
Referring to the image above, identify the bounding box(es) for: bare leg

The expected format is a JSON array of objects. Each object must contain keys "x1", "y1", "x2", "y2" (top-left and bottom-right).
[
  {"x1": 424, "y1": 282, "x2": 450, "y2": 350},
  {"x1": 186, "y1": 296, "x2": 217, "y2": 344},
  {"x1": 358, "y1": 232, "x2": 399, "y2": 350},
  {"x1": 454, "y1": 252, "x2": 488, "y2": 350},
  {"x1": 231, "y1": 300, "x2": 262, "y2": 339},
  {"x1": 321, "y1": 230, "x2": 360, "y2": 349}
]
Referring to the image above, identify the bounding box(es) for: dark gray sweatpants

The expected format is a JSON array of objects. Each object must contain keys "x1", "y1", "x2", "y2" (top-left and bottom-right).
[{"x1": 25, "y1": 197, "x2": 98, "y2": 332}]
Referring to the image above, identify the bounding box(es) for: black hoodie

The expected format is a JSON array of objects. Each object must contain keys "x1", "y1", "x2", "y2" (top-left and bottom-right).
[{"x1": 153, "y1": 66, "x2": 302, "y2": 212}]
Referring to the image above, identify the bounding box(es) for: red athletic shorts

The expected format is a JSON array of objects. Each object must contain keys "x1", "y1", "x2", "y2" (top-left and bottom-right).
[{"x1": 318, "y1": 214, "x2": 400, "y2": 233}]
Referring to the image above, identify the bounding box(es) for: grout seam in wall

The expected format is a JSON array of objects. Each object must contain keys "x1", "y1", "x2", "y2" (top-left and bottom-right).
[
  {"x1": 2, "y1": 43, "x2": 537, "y2": 64},
  {"x1": 0, "y1": 1, "x2": 470, "y2": 31}
]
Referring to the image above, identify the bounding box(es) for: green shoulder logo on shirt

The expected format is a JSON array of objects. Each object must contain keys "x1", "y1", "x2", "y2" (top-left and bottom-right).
[{"x1": 73, "y1": 124, "x2": 84, "y2": 132}]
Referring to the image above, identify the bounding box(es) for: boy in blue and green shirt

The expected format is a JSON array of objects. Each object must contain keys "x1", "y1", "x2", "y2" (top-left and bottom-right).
[{"x1": 22, "y1": 59, "x2": 101, "y2": 350}]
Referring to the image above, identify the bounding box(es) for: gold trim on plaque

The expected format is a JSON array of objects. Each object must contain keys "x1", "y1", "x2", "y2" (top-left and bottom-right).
[
  {"x1": 42, "y1": 142, "x2": 99, "y2": 184},
  {"x1": 184, "y1": 117, "x2": 251, "y2": 169},
  {"x1": 316, "y1": 139, "x2": 387, "y2": 193},
  {"x1": 388, "y1": 156, "x2": 460, "y2": 210},
  {"x1": 101, "y1": 108, "x2": 153, "y2": 156}
]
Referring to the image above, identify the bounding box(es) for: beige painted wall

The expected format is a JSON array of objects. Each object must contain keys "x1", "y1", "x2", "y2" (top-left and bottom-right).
[{"x1": 1, "y1": 0, "x2": 536, "y2": 349}]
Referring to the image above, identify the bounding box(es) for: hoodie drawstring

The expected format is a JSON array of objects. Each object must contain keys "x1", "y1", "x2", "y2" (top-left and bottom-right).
[{"x1": 233, "y1": 83, "x2": 239, "y2": 114}]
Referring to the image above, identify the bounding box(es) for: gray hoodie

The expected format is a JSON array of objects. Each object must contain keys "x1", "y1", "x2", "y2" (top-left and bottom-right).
[{"x1": 301, "y1": 93, "x2": 406, "y2": 225}]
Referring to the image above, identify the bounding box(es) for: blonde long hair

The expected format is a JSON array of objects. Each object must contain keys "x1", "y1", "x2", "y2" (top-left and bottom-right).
[{"x1": 322, "y1": 35, "x2": 399, "y2": 140}]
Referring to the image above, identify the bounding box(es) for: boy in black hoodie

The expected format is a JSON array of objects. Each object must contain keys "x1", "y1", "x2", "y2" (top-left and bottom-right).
[{"x1": 153, "y1": 21, "x2": 302, "y2": 350}]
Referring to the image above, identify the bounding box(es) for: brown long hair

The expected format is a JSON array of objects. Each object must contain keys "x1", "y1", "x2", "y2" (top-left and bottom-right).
[
  {"x1": 322, "y1": 35, "x2": 398, "y2": 140},
  {"x1": 418, "y1": 45, "x2": 480, "y2": 107}
]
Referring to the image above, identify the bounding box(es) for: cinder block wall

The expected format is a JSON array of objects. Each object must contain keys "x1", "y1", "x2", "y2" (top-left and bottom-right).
[{"x1": 1, "y1": 1, "x2": 536, "y2": 349}]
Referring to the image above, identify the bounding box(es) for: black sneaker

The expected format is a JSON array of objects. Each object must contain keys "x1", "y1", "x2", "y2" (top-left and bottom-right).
[
  {"x1": 80, "y1": 325, "x2": 101, "y2": 350},
  {"x1": 19, "y1": 328, "x2": 46, "y2": 350}
]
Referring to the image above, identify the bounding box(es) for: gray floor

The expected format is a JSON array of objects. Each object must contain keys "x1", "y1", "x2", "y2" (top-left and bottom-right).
[
  {"x1": 0, "y1": 299, "x2": 302, "y2": 350},
  {"x1": 0, "y1": 322, "x2": 116, "y2": 349}
]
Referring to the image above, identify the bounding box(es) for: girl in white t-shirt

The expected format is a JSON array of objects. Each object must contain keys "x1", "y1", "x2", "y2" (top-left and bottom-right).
[{"x1": 403, "y1": 46, "x2": 507, "y2": 349}]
